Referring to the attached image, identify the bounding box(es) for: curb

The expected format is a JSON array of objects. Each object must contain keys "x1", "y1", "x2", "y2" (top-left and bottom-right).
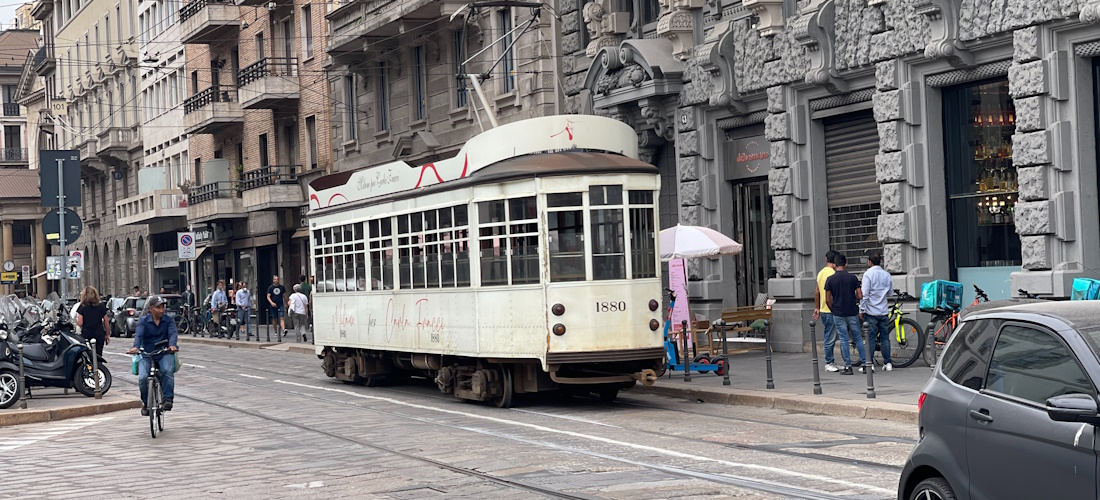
[
  {"x1": 633, "y1": 384, "x2": 918, "y2": 424},
  {"x1": 0, "y1": 397, "x2": 143, "y2": 427},
  {"x1": 178, "y1": 337, "x2": 317, "y2": 355}
]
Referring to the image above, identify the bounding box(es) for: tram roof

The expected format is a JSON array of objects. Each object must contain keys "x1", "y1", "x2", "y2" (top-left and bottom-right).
[
  {"x1": 308, "y1": 115, "x2": 642, "y2": 212},
  {"x1": 308, "y1": 151, "x2": 657, "y2": 217}
]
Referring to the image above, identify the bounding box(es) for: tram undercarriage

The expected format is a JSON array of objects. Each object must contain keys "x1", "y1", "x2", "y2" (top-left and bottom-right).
[{"x1": 320, "y1": 347, "x2": 662, "y2": 408}]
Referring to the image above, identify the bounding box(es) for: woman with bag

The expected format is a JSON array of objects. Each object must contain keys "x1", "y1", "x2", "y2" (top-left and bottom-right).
[{"x1": 76, "y1": 286, "x2": 110, "y2": 356}]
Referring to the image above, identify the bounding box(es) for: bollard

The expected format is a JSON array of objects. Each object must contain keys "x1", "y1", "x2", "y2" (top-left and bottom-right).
[
  {"x1": 809, "y1": 319, "x2": 822, "y2": 395},
  {"x1": 926, "y1": 320, "x2": 937, "y2": 370},
  {"x1": 764, "y1": 321, "x2": 775, "y2": 390},
  {"x1": 863, "y1": 321, "x2": 876, "y2": 399},
  {"x1": 90, "y1": 339, "x2": 102, "y2": 400},
  {"x1": 681, "y1": 320, "x2": 691, "y2": 383},
  {"x1": 16, "y1": 344, "x2": 25, "y2": 409},
  {"x1": 717, "y1": 319, "x2": 730, "y2": 386}
]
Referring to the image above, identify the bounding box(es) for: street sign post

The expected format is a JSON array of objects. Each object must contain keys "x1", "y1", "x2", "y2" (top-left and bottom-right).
[
  {"x1": 40, "y1": 150, "x2": 81, "y2": 297},
  {"x1": 21, "y1": 265, "x2": 30, "y2": 284},
  {"x1": 69, "y1": 250, "x2": 84, "y2": 271},
  {"x1": 178, "y1": 232, "x2": 196, "y2": 259},
  {"x1": 42, "y1": 208, "x2": 82, "y2": 244}
]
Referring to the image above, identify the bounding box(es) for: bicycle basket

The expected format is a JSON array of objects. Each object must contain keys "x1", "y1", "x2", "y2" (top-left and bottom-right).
[{"x1": 921, "y1": 280, "x2": 964, "y2": 312}]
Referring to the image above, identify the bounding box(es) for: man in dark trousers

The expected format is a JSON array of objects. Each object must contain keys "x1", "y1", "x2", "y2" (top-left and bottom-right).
[
  {"x1": 267, "y1": 275, "x2": 287, "y2": 342},
  {"x1": 824, "y1": 254, "x2": 868, "y2": 375},
  {"x1": 127, "y1": 296, "x2": 179, "y2": 415}
]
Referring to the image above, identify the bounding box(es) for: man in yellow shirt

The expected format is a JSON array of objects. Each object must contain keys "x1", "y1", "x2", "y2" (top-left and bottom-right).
[{"x1": 813, "y1": 250, "x2": 840, "y2": 372}]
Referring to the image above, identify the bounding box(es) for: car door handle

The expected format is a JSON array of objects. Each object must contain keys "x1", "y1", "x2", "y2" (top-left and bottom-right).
[{"x1": 969, "y1": 409, "x2": 994, "y2": 423}]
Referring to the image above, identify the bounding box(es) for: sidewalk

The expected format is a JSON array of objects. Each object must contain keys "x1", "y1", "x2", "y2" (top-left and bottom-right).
[
  {"x1": 179, "y1": 333, "x2": 317, "y2": 355},
  {"x1": 637, "y1": 350, "x2": 928, "y2": 424},
  {"x1": 0, "y1": 388, "x2": 142, "y2": 427}
]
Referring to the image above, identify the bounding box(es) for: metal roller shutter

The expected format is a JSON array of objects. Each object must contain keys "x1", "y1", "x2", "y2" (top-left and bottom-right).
[
  {"x1": 824, "y1": 111, "x2": 880, "y2": 207},
  {"x1": 823, "y1": 111, "x2": 880, "y2": 271}
]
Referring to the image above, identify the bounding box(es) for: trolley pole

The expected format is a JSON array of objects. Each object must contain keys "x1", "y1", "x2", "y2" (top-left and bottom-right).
[
  {"x1": 16, "y1": 344, "x2": 25, "y2": 409},
  {"x1": 681, "y1": 320, "x2": 691, "y2": 383},
  {"x1": 809, "y1": 319, "x2": 822, "y2": 395},
  {"x1": 863, "y1": 320, "x2": 876, "y2": 399}
]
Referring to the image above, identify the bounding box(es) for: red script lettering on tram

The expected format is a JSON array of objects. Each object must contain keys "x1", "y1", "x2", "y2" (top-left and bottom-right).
[{"x1": 415, "y1": 299, "x2": 445, "y2": 343}]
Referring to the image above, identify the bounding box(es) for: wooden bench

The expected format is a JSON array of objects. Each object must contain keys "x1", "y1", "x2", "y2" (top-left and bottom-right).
[{"x1": 695, "y1": 295, "x2": 773, "y2": 355}]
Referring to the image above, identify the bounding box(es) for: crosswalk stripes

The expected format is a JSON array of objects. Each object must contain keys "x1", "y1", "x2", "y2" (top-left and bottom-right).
[{"x1": 0, "y1": 415, "x2": 116, "y2": 451}]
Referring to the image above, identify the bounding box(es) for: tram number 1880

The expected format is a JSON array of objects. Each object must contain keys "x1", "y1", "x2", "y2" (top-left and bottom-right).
[{"x1": 595, "y1": 301, "x2": 627, "y2": 312}]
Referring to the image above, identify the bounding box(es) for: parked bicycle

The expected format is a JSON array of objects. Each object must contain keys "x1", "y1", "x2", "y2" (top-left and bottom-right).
[
  {"x1": 923, "y1": 284, "x2": 989, "y2": 367},
  {"x1": 138, "y1": 340, "x2": 172, "y2": 438},
  {"x1": 881, "y1": 289, "x2": 924, "y2": 368}
]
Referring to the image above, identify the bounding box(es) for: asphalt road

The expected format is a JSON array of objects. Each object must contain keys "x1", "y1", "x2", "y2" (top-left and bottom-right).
[{"x1": 0, "y1": 344, "x2": 915, "y2": 499}]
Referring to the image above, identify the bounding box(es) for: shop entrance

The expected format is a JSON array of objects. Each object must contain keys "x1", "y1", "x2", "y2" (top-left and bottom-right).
[
  {"x1": 731, "y1": 180, "x2": 774, "y2": 306},
  {"x1": 256, "y1": 245, "x2": 279, "y2": 324}
]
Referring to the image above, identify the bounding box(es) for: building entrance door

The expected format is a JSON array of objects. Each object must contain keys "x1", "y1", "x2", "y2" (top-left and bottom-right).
[{"x1": 731, "y1": 180, "x2": 774, "y2": 306}]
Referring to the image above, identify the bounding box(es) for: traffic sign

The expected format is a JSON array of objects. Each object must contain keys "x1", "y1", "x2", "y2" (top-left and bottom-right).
[
  {"x1": 0, "y1": 272, "x2": 16, "y2": 284},
  {"x1": 69, "y1": 250, "x2": 84, "y2": 270},
  {"x1": 42, "y1": 208, "x2": 82, "y2": 244},
  {"x1": 67, "y1": 256, "x2": 81, "y2": 279},
  {"x1": 178, "y1": 232, "x2": 196, "y2": 259},
  {"x1": 46, "y1": 256, "x2": 62, "y2": 280},
  {"x1": 39, "y1": 150, "x2": 81, "y2": 207},
  {"x1": 21, "y1": 265, "x2": 29, "y2": 284}
]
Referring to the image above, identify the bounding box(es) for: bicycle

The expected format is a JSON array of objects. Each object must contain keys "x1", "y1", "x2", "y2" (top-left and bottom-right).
[
  {"x1": 923, "y1": 284, "x2": 989, "y2": 367},
  {"x1": 881, "y1": 289, "x2": 925, "y2": 368},
  {"x1": 138, "y1": 340, "x2": 173, "y2": 438}
]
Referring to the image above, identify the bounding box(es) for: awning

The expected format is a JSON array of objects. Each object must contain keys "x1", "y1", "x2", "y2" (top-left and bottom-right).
[
  {"x1": 291, "y1": 228, "x2": 310, "y2": 240},
  {"x1": 182, "y1": 246, "x2": 209, "y2": 262}
]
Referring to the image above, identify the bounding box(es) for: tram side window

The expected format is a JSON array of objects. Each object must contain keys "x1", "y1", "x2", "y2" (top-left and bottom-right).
[
  {"x1": 369, "y1": 218, "x2": 394, "y2": 290},
  {"x1": 629, "y1": 190, "x2": 657, "y2": 279},
  {"x1": 479, "y1": 200, "x2": 508, "y2": 286},
  {"x1": 435, "y1": 205, "x2": 472, "y2": 288},
  {"x1": 548, "y1": 193, "x2": 585, "y2": 282},
  {"x1": 590, "y1": 185, "x2": 626, "y2": 280},
  {"x1": 478, "y1": 196, "x2": 539, "y2": 286},
  {"x1": 510, "y1": 197, "x2": 539, "y2": 284},
  {"x1": 455, "y1": 205, "x2": 471, "y2": 286}
]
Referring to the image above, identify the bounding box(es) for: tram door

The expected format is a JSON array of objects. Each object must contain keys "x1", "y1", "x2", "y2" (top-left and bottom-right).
[{"x1": 731, "y1": 180, "x2": 774, "y2": 306}]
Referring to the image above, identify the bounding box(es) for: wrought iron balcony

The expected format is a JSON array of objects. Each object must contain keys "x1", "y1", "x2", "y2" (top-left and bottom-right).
[
  {"x1": 2, "y1": 103, "x2": 20, "y2": 117},
  {"x1": 179, "y1": 0, "x2": 240, "y2": 45},
  {"x1": 183, "y1": 86, "x2": 243, "y2": 135},
  {"x1": 241, "y1": 165, "x2": 303, "y2": 209},
  {"x1": 241, "y1": 164, "x2": 298, "y2": 190},
  {"x1": 188, "y1": 180, "x2": 239, "y2": 204},
  {"x1": 237, "y1": 57, "x2": 299, "y2": 109},
  {"x1": 0, "y1": 147, "x2": 28, "y2": 163},
  {"x1": 187, "y1": 180, "x2": 245, "y2": 222}
]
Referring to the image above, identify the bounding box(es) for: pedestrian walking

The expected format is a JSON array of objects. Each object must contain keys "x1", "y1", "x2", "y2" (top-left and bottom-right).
[
  {"x1": 299, "y1": 275, "x2": 312, "y2": 334},
  {"x1": 211, "y1": 280, "x2": 227, "y2": 330},
  {"x1": 860, "y1": 250, "x2": 894, "y2": 371},
  {"x1": 824, "y1": 254, "x2": 867, "y2": 375},
  {"x1": 813, "y1": 250, "x2": 841, "y2": 372},
  {"x1": 235, "y1": 282, "x2": 252, "y2": 340},
  {"x1": 76, "y1": 286, "x2": 110, "y2": 357},
  {"x1": 267, "y1": 275, "x2": 287, "y2": 341},
  {"x1": 288, "y1": 284, "x2": 309, "y2": 343}
]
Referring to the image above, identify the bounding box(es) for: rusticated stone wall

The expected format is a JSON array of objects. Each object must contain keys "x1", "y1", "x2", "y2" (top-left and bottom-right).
[
  {"x1": 732, "y1": 20, "x2": 809, "y2": 94},
  {"x1": 833, "y1": 0, "x2": 931, "y2": 70},
  {"x1": 959, "y1": 0, "x2": 1089, "y2": 40}
]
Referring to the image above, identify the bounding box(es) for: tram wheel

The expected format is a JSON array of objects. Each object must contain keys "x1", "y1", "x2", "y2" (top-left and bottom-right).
[{"x1": 494, "y1": 365, "x2": 514, "y2": 409}]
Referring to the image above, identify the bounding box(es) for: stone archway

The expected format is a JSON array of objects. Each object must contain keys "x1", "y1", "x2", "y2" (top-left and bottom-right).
[
  {"x1": 124, "y1": 239, "x2": 133, "y2": 293},
  {"x1": 137, "y1": 235, "x2": 147, "y2": 291}
]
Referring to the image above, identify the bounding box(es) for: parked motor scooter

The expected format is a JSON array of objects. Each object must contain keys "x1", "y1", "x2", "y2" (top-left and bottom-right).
[
  {"x1": 214, "y1": 304, "x2": 239, "y2": 339},
  {"x1": 0, "y1": 294, "x2": 112, "y2": 401}
]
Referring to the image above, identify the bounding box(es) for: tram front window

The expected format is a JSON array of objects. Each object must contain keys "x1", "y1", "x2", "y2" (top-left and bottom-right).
[
  {"x1": 590, "y1": 186, "x2": 626, "y2": 280},
  {"x1": 548, "y1": 193, "x2": 585, "y2": 282}
]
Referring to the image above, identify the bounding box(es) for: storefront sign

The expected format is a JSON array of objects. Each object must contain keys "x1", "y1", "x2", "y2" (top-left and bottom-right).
[
  {"x1": 725, "y1": 136, "x2": 771, "y2": 181},
  {"x1": 0, "y1": 272, "x2": 17, "y2": 284},
  {"x1": 155, "y1": 250, "x2": 180, "y2": 269}
]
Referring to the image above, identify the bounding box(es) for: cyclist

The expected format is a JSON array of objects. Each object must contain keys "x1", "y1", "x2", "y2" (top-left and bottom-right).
[
  {"x1": 859, "y1": 250, "x2": 894, "y2": 371},
  {"x1": 127, "y1": 296, "x2": 179, "y2": 415}
]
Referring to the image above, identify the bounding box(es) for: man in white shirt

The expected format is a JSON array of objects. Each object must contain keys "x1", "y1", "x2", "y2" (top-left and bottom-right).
[
  {"x1": 860, "y1": 250, "x2": 894, "y2": 371},
  {"x1": 235, "y1": 283, "x2": 252, "y2": 340},
  {"x1": 287, "y1": 284, "x2": 309, "y2": 343}
]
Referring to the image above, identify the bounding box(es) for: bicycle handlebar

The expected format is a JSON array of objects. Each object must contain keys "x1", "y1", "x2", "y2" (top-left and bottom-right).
[{"x1": 973, "y1": 284, "x2": 990, "y2": 301}]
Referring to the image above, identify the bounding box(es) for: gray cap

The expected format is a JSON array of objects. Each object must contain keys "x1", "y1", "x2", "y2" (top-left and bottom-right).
[{"x1": 147, "y1": 296, "x2": 166, "y2": 309}]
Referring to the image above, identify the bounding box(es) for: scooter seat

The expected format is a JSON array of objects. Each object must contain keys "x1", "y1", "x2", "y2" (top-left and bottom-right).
[{"x1": 22, "y1": 343, "x2": 50, "y2": 361}]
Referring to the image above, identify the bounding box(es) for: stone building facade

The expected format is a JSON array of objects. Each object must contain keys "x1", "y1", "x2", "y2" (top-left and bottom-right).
[
  {"x1": 180, "y1": 0, "x2": 333, "y2": 307},
  {"x1": 572, "y1": 0, "x2": 1100, "y2": 351}
]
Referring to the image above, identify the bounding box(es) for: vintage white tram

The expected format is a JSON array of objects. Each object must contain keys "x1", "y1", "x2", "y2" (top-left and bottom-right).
[{"x1": 307, "y1": 115, "x2": 665, "y2": 406}]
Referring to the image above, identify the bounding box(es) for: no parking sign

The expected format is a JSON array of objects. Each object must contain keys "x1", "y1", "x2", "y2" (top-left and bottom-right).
[{"x1": 178, "y1": 232, "x2": 196, "y2": 260}]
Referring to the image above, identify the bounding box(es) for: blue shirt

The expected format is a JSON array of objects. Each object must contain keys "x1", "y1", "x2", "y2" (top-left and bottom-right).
[
  {"x1": 211, "y1": 289, "x2": 227, "y2": 311},
  {"x1": 236, "y1": 288, "x2": 251, "y2": 308},
  {"x1": 860, "y1": 265, "x2": 892, "y2": 316},
  {"x1": 133, "y1": 313, "x2": 178, "y2": 355}
]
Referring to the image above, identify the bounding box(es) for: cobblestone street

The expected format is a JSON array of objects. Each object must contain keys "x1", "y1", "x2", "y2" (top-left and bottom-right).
[{"x1": 2, "y1": 344, "x2": 913, "y2": 499}]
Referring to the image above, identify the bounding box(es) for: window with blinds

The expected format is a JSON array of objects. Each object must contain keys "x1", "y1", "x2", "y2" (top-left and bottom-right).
[{"x1": 823, "y1": 111, "x2": 881, "y2": 272}]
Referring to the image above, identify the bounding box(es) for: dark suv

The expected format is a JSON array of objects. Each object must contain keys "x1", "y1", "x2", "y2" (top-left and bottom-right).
[{"x1": 898, "y1": 301, "x2": 1100, "y2": 500}]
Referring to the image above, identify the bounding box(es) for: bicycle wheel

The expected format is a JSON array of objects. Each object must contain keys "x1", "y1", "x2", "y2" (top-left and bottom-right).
[
  {"x1": 888, "y1": 318, "x2": 924, "y2": 368},
  {"x1": 149, "y1": 377, "x2": 159, "y2": 439},
  {"x1": 922, "y1": 319, "x2": 950, "y2": 368}
]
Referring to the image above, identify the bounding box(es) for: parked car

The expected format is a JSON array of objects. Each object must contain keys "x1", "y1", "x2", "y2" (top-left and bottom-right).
[
  {"x1": 898, "y1": 300, "x2": 1100, "y2": 500},
  {"x1": 105, "y1": 296, "x2": 126, "y2": 336},
  {"x1": 112, "y1": 296, "x2": 146, "y2": 337},
  {"x1": 139, "y1": 294, "x2": 186, "y2": 321}
]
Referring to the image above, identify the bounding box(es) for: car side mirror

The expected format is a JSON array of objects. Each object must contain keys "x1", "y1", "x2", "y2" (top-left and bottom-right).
[{"x1": 1046, "y1": 394, "x2": 1100, "y2": 425}]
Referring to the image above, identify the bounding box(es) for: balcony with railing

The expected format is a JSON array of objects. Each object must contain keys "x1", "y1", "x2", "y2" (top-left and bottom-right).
[
  {"x1": 0, "y1": 147, "x2": 28, "y2": 164},
  {"x1": 179, "y1": 0, "x2": 241, "y2": 45},
  {"x1": 116, "y1": 190, "x2": 189, "y2": 226},
  {"x1": 241, "y1": 165, "x2": 302, "y2": 209},
  {"x1": 327, "y1": 0, "x2": 442, "y2": 56},
  {"x1": 183, "y1": 86, "x2": 244, "y2": 135},
  {"x1": 96, "y1": 127, "x2": 130, "y2": 156},
  {"x1": 238, "y1": 57, "x2": 299, "y2": 109},
  {"x1": 31, "y1": 0, "x2": 52, "y2": 20},
  {"x1": 187, "y1": 181, "x2": 245, "y2": 222},
  {"x1": 33, "y1": 45, "x2": 54, "y2": 75}
]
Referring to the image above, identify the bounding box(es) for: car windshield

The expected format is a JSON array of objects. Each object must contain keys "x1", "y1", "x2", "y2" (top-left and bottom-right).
[{"x1": 135, "y1": 298, "x2": 146, "y2": 311}]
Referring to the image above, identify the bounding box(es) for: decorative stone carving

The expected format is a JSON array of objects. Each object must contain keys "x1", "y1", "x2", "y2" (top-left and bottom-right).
[
  {"x1": 676, "y1": 130, "x2": 700, "y2": 156},
  {"x1": 744, "y1": 0, "x2": 786, "y2": 37},
  {"x1": 1012, "y1": 130, "x2": 1051, "y2": 167},
  {"x1": 1084, "y1": 0, "x2": 1100, "y2": 23},
  {"x1": 584, "y1": 1, "x2": 630, "y2": 58},
  {"x1": 678, "y1": 156, "x2": 700, "y2": 181},
  {"x1": 873, "y1": 89, "x2": 902, "y2": 123},
  {"x1": 696, "y1": 19, "x2": 746, "y2": 111},
  {"x1": 768, "y1": 167, "x2": 792, "y2": 195},
  {"x1": 1014, "y1": 200, "x2": 1052, "y2": 235},
  {"x1": 641, "y1": 102, "x2": 675, "y2": 140},
  {"x1": 637, "y1": 147, "x2": 658, "y2": 165},
  {"x1": 657, "y1": 0, "x2": 704, "y2": 60},
  {"x1": 638, "y1": 129, "x2": 667, "y2": 150},
  {"x1": 884, "y1": 244, "x2": 907, "y2": 274},
  {"x1": 1021, "y1": 235, "x2": 1052, "y2": 270},
  {"x1": 1013, "y1": 26, "x2": 1041, "y2": 63},
  {"x1": 771, "y1": 222, "x2": 795, "y2": 249},
  {"x1": 791, "y1": 0, "x2": 849, "y2": 93},
  {"x1": 915, "y1": 0, "x2": 974, "y2": 67},
  {"x1": 878, "y1": 121, "x2": 902, "y2": 152},
  {"x1": 583, "y1": 39, "x2": 685, "y2": 98},
  {"x1": 876, "y1": 60, "x2": 899, "y2": 91},
  {"x1": 775, "y1": 249, "x2": 794, "y2": 277},
  {"x1": 680, "y1": 180, "x2": 702, "y2": 205},
  {"x1": 773, "y1": 195, "x2": 792, "y2": 222},
  {"x1": 878, "y1": 213, "x2": 909, "y2": 243},
  {"x1": 605, "y1": 105, "x2": 635, "y2": 129},
  {"x1": 1016, "y1": 165, "x2": 1049, "y2": 201},
  {"x1": 681, "y1": 205, "x2": 700, "y2": 225},
  {"x1": 1013, "y1": 96, "x2": 1045, "y2": 132},
  {"x1": 1008, "y1": 60, "x2": 1048, "y2": 98},
  {"x1": 767, "y1": 86, "x2": 786, "y2": 113},
  {"x1": 876, "y1": 151, "x2": 905, "y2": 183},
  {"x1": 880, "y1": 182, "x2": 906, "y2": 213}
]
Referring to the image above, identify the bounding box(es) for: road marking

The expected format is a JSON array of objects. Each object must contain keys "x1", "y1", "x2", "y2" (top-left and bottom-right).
[
  {"x1": 285, "y1": 481, "x2": 324, "y2": 488},
  {"x1": 105, "y1": 352, "x2": 202, "y2": 368},
  {"x1": 0, "y1": 415, "x2": 115, "y2": 451},
  {"x1": 239, "y1": 374, "x2": 266, "y2": 380},
  {"x1": 509, "y1": 408, "x2": 622, "y2": 429},
  {"x1": 275, "y1": 380, "x2": 894, "y2": 496}
]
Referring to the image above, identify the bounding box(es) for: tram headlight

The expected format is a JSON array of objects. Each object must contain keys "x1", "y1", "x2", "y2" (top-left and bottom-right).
[
  {"x1": 552, "y1": 323, "x2": 566, "y2": 336},
  {"x1": 649, "y1": 319, "x2": 660, "y2": 331},
  {"x1": 648, "y1": 299, "x2": 659, "y2": 311},
  {"x1": 551, "y1": 303, "x2": 565, "y2": 316}
]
